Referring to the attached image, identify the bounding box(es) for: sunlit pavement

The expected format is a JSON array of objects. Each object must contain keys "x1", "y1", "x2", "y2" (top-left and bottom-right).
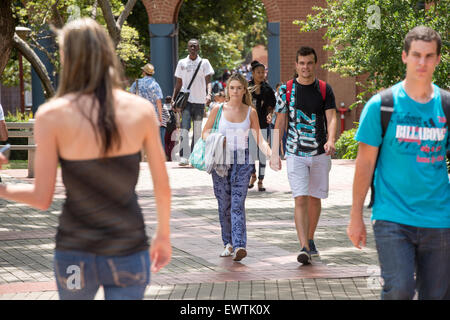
[{"x1": 0, "y1": 156, "x2": 381, "y2": 300}]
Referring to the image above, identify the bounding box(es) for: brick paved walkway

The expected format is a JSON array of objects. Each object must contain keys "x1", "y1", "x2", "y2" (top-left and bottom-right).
[{"x1": 0, "y1": 158, "x2": 381, "y2": 300}]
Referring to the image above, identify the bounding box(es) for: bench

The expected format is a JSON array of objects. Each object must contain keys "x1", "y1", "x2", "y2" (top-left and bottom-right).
[{"x1": 1, "y1": 120, "x2": 36, "y2": 178}]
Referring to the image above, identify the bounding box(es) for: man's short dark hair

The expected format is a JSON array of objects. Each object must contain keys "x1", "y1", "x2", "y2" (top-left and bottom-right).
[
  {"x1": 297, "y1": 46, "x2": 317, "y2": 63},
  {"x1": 404, "y1": 26, "x2": 441, "y2": 55}
]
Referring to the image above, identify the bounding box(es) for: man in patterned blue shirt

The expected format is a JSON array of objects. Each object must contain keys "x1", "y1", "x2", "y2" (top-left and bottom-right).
[{"x1": 130, "y1": 63, "x2": 164, "y2": 138}]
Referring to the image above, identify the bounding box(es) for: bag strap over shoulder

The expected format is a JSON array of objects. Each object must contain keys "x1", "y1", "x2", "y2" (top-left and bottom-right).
[
  {"x1": 187, "y1": 59, "x2": 203, "y2": 90},
  {"x1": 286, "y1": 79, "x2": 294, "y2": 107},
  {"x1": 440, "y1": 88, "x2": 450, "y2": 126},
  {"x1": 135, "y1": 79, "x2": 139, "y2": 96},
  {"x1": 440, "y1": 88, "x2": 450, "y2": 161},
  {"x1": 318, "y1": 79, "x2": 326, "y2": 101},
  {"x1": 285, "y1": 78, "x2": 325, "y2": 106},
  {"x1": 212, "y1": 104, "x2": 223, "y2": 132},
  {"x1": 379, "y1": 88, "x2": 394, "y2": 137}
]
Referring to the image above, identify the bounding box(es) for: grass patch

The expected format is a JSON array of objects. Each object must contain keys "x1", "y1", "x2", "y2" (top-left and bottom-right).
[{"x1": 2, "y1": 160, "x2": 28, "y2": 169}]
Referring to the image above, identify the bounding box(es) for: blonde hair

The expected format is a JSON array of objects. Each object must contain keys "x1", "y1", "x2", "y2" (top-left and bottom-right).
[
  {"x1": 225, "y1": 73, "x2": 253, "y2": 107},
  {"x1": 56, "y1": 18, "x2": 124, "y2": 156}
]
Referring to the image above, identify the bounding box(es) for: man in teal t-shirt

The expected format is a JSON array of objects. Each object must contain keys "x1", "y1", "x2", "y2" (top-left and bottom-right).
[{"x1": 347, "y1": 26, "x2": 450, "y2": 300}]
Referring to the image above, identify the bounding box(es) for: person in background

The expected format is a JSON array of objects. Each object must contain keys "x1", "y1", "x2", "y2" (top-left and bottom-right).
[
  {"x1": 270, "y1": 82, "x2": 286, "y2": 159},
  {"x1": 0, "y1": 18, "x2": 171, "y2": 300},
  {"x1": 0, "y1": 103, "x2": 8, "y2": 183},
  {"x1": 208, "y1": 90, "x2": 226, "y2": 116},
  {"x1": 172, "y1": 39, "x2": 214, "y2": 166},
  {"x1": 129, "y1": 63, "x2": 164, "y2": 147},
  {"x1": 0, "y1": 103, "x2": 8, "y2": 142},
  {"x1": 248, "y1": 60, "x2": 276, "y2": 192},
  {"x1": 0, "y1": 152, "x2": 7, "y2": 166},
  {"x1": 159, "y1": 94, "x2": 171, "y2": 152},
  {"x1": 164, "y1": 96, "x2": 177, "y2": 161}
]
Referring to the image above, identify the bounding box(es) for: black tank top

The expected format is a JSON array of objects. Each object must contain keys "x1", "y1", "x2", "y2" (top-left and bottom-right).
[{"x1": 55, "y1": 152, "x2": 149, "y2": 256}]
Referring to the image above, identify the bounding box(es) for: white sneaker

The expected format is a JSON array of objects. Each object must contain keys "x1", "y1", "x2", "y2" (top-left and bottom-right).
[
  {"x1": 179, "y1": 158, "x2": 189, "y2": 166},
  {"x1": 233, "y1": 247, "x2": 247, "y2": 261},
  {"x1": 220, "y1": 243, "x2": 233, "y2": 257}
]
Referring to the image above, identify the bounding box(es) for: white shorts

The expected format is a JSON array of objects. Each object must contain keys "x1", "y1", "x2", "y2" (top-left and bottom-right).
[{"x1": 286, "y1": 153, "x2": 332, "y2": 199}]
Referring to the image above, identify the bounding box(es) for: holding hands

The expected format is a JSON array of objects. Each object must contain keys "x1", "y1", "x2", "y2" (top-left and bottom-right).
[{"x1": 269, "y1": 152, "x2": 282, "y2": 171}]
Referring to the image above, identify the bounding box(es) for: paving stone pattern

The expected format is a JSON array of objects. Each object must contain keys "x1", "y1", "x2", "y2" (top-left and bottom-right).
[{"x1": 0, "y1": 158, "x2": 382, "y2": 300}]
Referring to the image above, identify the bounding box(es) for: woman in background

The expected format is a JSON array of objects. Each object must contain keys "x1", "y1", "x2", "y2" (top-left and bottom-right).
[{"x1": 248, "y1": 60, "x2": 276, "y2": 191}]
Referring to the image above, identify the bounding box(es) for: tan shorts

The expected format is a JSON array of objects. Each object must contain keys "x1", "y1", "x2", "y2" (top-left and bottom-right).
[{"x1": 286, "y1": 153, "x2": 332, "y2": 199}]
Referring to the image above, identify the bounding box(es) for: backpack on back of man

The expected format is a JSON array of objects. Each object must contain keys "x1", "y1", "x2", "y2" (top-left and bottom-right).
[{"x1": 368, "y1": 87, "x2": 450, "y2": 208}]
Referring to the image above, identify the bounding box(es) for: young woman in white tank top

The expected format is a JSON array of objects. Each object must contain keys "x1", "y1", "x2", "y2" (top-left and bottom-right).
[
  {"x1": 202, "y1": 73, "x2": 276, "y2": 262},
  {"x1": 218, "y1": 105, "x2": 252, "y2": 151}
]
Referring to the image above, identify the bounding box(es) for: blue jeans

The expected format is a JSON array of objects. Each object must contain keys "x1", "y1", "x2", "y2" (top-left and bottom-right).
[
  {"x1": 373, "y1": 220, "x2": 450, "y2": 300},
  {"x1": 212, "y1": 149, "x2": 254, "y2": 248},
  {"x1": 54, "y1": 249, "x2": 150, "y2": 300},
  {"x1": 160, "y1": 126, "x2": 166, "y2": 150}
]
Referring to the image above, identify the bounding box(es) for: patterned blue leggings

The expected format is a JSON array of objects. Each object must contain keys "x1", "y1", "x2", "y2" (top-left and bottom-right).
[{"x1": 212, "y1": 149, "x2": 254, "y2": 249}]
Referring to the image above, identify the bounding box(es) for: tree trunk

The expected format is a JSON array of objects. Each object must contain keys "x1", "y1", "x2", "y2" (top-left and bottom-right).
[
  {"x1": 0, "y1": 0, "x2": 15, "y2": 75},
  {"x1": 98, "y1": 0, "x2": 138, "y2": 47},
  {"x1": 13, "y1": 34, "x2": 55, "y2": 98}
]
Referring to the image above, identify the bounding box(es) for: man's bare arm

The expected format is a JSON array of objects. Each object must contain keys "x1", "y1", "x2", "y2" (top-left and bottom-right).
[{"x1": 347, "y1": 142, "x2": 379, "y2": 249}]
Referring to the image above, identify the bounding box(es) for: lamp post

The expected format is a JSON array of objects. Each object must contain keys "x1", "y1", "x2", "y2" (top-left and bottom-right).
[{"x1": 15, "y1": 26, "x2": 31, "y2": 114}]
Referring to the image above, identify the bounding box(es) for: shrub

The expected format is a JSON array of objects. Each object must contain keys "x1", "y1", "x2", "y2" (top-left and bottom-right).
[
  {"x1": 5, "y1": 110, "x2": 33, "y2": 122},
  {"x1": 335, "y1": 127, "x2": 358, "y2": 160}
]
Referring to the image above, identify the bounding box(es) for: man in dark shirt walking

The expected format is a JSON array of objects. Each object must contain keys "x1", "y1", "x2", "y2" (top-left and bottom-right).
[{"x1": 270, "y1": 46, "x2": 337, "y2": 264}]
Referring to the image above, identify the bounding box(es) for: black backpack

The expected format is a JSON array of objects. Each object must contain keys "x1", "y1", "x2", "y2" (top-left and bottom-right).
[{"x1": 368, "y1": 87, "x2": 450, "y2": 208}]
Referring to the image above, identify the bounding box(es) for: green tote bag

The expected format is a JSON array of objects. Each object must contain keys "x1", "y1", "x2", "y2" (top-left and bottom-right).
[{"x1": 189, "y1": 105, "x2": 223, "y2": 171}]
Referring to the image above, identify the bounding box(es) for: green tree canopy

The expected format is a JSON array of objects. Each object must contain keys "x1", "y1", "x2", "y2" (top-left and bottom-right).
[
  {"x1": 1, "y1": 0, "x2": 143, "y2": 92},
  {"x1": 178, "y1": 0, "x2": 268, "y2": 77},
  {"x1": 294, "y1": 0, "x2": 449, "y2": 108}
]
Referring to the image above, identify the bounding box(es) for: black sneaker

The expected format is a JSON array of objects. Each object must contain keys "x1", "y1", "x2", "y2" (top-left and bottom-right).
[
  {"x1": 308, "y1": 239, "x2": 319, "y2": 257},
  {"x1": 297, "y1": 247, "x2": 311, "y2": 265}
]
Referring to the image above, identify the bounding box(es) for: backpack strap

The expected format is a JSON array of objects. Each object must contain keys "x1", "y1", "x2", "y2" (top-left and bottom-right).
[
  {"x1": 318, "y1": 79, "x2": 328, "y2": 134},
  {"x1": 440, "y1": 88, "x2": 450, "y2": 119},
  {"x1": 380, "y1": 89, "x2": 394, "y2": 137},
  {"x1": 286, "y1": 79, "x2": 294, "y2": 107},
  {"x1": 368, "y1": 88, "x2": 394, "y2": 208},
  {"x1": 440, "y1": 88, "x2": 450, "y2": 162},
  {"x1": 318, "y1": 79, "x2": 326, "y2": 101}
]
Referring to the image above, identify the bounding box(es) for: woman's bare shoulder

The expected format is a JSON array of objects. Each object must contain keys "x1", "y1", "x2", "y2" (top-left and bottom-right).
[
  {"x1": 248, "y1": 105, "x2": 257, "y2": 115},
  {"x1": 210, "y1": 102, "x2": 223, "y2": 114},
  {"x1": 34, "y1": 96, "x2": 73, "y2": 120},
  {"x1": 248, "y1": 106, "x2": 259, "y2": 122}
]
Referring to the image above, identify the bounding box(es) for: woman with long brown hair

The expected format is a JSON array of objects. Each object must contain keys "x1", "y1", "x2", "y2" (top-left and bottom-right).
[
  {"x1": 0, "y1": 18, "x2": 171, "y2": 299},
  {"x1": 202, "y1": 72, "x2": 275, "y2": 262}
]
